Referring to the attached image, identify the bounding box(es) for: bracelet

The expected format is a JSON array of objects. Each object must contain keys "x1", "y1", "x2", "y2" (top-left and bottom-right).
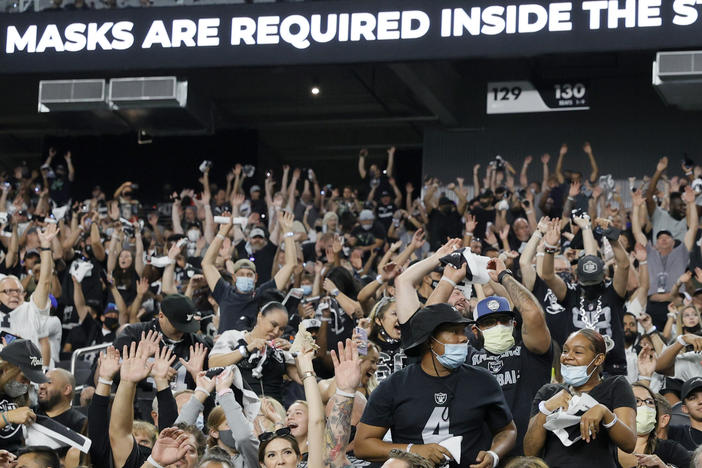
[
  {"x1": 216, "y1": 233, "x2": 226, "y2": 240},
  {"x1": 525, "y1": 210, "x2": 533, "y2": 214},
  {"x1": 668, "y1": 312, "x2": 678, "y2": 319},
  {"x1": 1, "y1": 412, "x2": 8, "y2": 426},
  {"x1": 677, "y1": 335, "x2": 687, "y2": 346},
  {"x1": 284, "y1": 232, "x2": 295, "y2": 238},
  {"x1": 536, "y1": 252, "x2": 545, "y2": 257},
  {"x1": 497, "y1": 269, "x2": 513, "y2": 284},
  {"x1": 602, "y1": 414, "x2": 618, "y2": 429},
  {"x1": 98, "y1": 377, "x2": 113, "y2": 386},
  {"x1": 645, "y1": 326, "x2": 657, "y2": 334},
  {"x1": 544, "y1": 247, "x2": 560, "y2": 255},
  {"x1": 538, "y1": 401, "x2": 553, "y2": 416},
  {"x1": 238, "y1": 345, "x2": 249, "y2": 358},
  {"x1": 639, "y1": 261, "x2": 647, "y2": 265},
  {"x1": 567, "y1": 196, "x2": 575, "y2": 201},
  {"x1": 376, "y1": 274, "x2": 384, "y2": 285},
  {"x1": 638, "y1": 376, "x2": 652, "y2": 381},
  {"x1": 486, "y1": 450, "x2": 499, "y2": 468},
  {"x1": 302, "y1": 370, "x2": 316, "y2": 380},
  {"x1": 195, "y1": 386, "x2": 211, "y2": 396},
  {"x1": 440, "y1": 277, "x2": 457, "y2": 287},
  {"x1": 147, "y1": 456, "x2": 166, "y2": 468},
  {"x1": 335, "y1": 388, "x2": 355, "y2": 398},
  {"x1": 331, "y1": 289, "x2": 340, "y2": 297},
  {"x1": 217, "y1": 388, "x2": 233, "y2": 398},
  {"x1": 406, "y1": 443, "x2": 414, "y2": 453},
  {"x1": 543, "y1": 240, "x2": 560, "y2": 250}
]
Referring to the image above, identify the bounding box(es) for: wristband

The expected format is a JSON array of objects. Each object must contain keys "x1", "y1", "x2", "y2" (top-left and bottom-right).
[
  {"x1": 1, "y1": 412, "x2": 8, "y2": 426},
  {"x1": 406, "y1": 443, "x2": 413, "y2": 453},
  {"x1": 533, "y1": 231, "x2": 543, "y2": 239},
  {"x1": 567, "y1": 196, "x2": 575, "y2": 201},
  {"x1": 98, "y1": 377, "x2": 113, "y2": 386},
  {"x1": 284, "y1": 232, "x2": 295, "y2": 238},
  {"x1": 440, "y1": 277, "x2": 457, "y2": 288},
  {"x1": 645, "y1": 325, "x2": 657, "y2": 334},
  {"x1": 331, "y1": 289, "x2": 340, "y2": 297},
  {"x1": 497, "y1": 269, "x2": 513, "y2": 284},
  {"x1": 543, "y1": 240, "x2": 560, "y2": 250},
  {"x1": 376, "y1": 274, "x2": 384, "y2": 285},
  {"x1": 638, "y1": 376, "x2": 652, "y2": 381},
  {"x1": 639, "y1": 261, "x2": 647, "y2": 265},
  {"x1": 216, "y1": 233, "x2": 226, "y2": 240},
  {"x1": 486, "y1": 450, "x2": 499, "y2": 468},
  {"x1": 217, "y1": 388, "x2": 234, "y2": 398},
  {"x1": 39, "y1": 247, "x2": 51, "y2": 251},
  {"x1": 677, "y1": 335, "x2": 688, "y2": 346},
  {"x1": 602, "y1": 414, "x2": 618, "y2": 429},
  {"x1": 538, "y1": 401, "x2": 553, "y2": 416},
  {"x1": 238, "y1": 345, "x2": 249, "y2": 358},
  {"x1": 195, "y1": 386, "x2": 211, "y2": 396},
  {"x1": 668, "y1": 312, "x2": 678, "y2": 319},
  {"x1": 147, "y1": 456, "x2": 166, "y2": 468},
  {"x1": 536, "y1": 252, "x2": 545, "y2": 257},
  {"x1": 321, "y1": 317, "x2": 332, "y2": 323},
  {"x1": 335, "y1": 388, "x2": 355, "y2": 398},
  {"x1": 302, "y1": 370, "x2": 316, "y2": 380}
]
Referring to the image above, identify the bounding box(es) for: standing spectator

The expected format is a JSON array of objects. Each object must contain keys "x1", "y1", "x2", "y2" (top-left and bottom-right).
[
  {"x1": 646, "y1": 157, "x2": 689, "y2": 242},
  {"x1": 667, "y1": 377, "x2": 702, "y2": 450},
  {"x1": 358, "y1": 147, "x2": 395, "y2": 200}
]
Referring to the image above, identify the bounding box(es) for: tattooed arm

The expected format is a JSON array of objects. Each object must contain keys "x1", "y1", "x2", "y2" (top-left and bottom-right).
[
  {"x1": 324, "y1": 394, "x2": 355, "y2": 468},
  {"x1": 491, "y1": 259, "x2": 551, "y2": 355}
]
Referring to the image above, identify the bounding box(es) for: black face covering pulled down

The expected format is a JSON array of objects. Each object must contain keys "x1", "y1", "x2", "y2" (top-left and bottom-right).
[
  {"x1": 580, "y1": 282, "x2": 605, "y2": 300},
  {"x1": 0, "y1": 303, "x2": 13, "y2": 314},
  {"x1": 684, "y1": 324, "x2": 702, "y2": 336}
]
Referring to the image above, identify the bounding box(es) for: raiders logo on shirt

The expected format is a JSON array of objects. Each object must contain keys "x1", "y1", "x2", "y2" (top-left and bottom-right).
[
  {"x1": 0, "y1": 399, "x2": 19, "y2": 439},
  {"x1": 434, "y1": 393, "x2": 447, "y2": 405}
]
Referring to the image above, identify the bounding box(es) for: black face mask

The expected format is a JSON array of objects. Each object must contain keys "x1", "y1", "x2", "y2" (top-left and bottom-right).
[
  {"x1": 557, "y1": 271, "x2": 574, "y2": 284},
  {"x1": 0, "y1": 303, "x2": 13, "y2": 314},
  {"x1": 684, "y1": 324, "x2": 702, "y2": 335},
  {"x1": 104, "y1": 316, "x2": 119, "y2": 331},
  {"x1": 581, "y1": 283, "x2": 605, "y2": 300}
]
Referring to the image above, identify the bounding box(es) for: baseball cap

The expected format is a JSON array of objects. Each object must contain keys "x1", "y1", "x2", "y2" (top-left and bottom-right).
[
  {"x1": 401, "y1": 303, "x2": 471, "y2": 356},
  {"x1": 660, "y1": 377, "x2": 683, "y2": 398},
  {"x1": 250, "y1": 185, "x2": 262, "y2": 194},
  {"x1": 656, "y1": 230, "x2": 673, "y2": 239},
  {"x1": 250, "y1": 228, "x2": 266, "y2": 239},
  {"x1": 359, "y1": 210, "x2": 375, "y2": 221},
  {"x1": 232, "y1": 259, "x2": 256, "y2": 274},
  {"x1": 682, "y1": 376, "x2": 702, "y2": 401},
  {"x1": 438, "y1": 196, "x2": 454, "y2": 206},
  {"x1": 0, "y1": 339, "x2": 48, "y2": 383},
  {"x1": 576, "y1": 255, "x2": 605, "y2": 286},
  {"x1": 380, "y1": 190, "x2": 391, "y2": 198},
  {"x1": 474, "y1": 296, "x2": 516, "y2": 322},
  {"x1": 161, "y1": 294, "x2": 199, "y2": 333}
]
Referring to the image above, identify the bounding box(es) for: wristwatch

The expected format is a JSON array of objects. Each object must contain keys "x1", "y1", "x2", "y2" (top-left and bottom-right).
[{"x1": 331, "y1": 289, "x2": 340, "y2": 297}]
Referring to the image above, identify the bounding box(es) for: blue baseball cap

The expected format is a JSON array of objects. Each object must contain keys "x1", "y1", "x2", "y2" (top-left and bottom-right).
[{"x1": 474, "y1": 296, "x2": 515, "y2": 322}]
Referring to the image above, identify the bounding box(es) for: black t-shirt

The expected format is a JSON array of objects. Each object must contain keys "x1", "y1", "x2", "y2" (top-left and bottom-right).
[
  {"x1": 351, "y1": 223, "x2": 386, "y2": 247},
  {"x1": 49, "y1": 174, "x2": 71, "y2": 205},
  {"x1": 529, "y1": 376, "x2": 636, "y2": 468},
  {"x1": 0, "y1": 397, "x2": 23, "y2": 453},
  {"x1": 468, "y1": 342, "x2": 553, "y2": 455},
  {"x1": 123, "y1": 438, "x2": 151, "y2": 468},
  {"x1": 668, "y1": 424, "x2": 702, "y2": 451},
  {"x1": 376, "y1": 202, "x2": 397, "y2": 231},
  {"x1": 469, "y1": 207, "x2": 496, "y2": 243},
  {"x1": 427, "y1": 208, "x2": 463, "y2": 251},
  {"x1": 238, "y1": 346, "x2": 291, "y2": 402},
  {"x1": 324, "y1": 299, "x2": 354, "y2": 350},
  {"x1": 37, "y1": 408, "x2": 88, "y2": 457},
  {"x1": 548, "y1": 282, "x2": 627, "y2": 375},
  {"x1": 302, "y1": 242, "x2": 321, "y2": 264},
  {"x1": 532, "y1": 277, "x2": 568, "y2": 317},
  {"x1": 213, "y1": 277, "x2": 276, "y2": 333},
  {"x1": 236, "y1": 242, "x2": 277, "y2": 285},
  {"x1": 653, "y1": 438, "x2": 692, "y2": 468},
  {"x1": 361, "y1": 363, "x2": 513, "y2": 467},
  {"x1": 371, "y1": 337, "x2": 406, "y2": 384}
]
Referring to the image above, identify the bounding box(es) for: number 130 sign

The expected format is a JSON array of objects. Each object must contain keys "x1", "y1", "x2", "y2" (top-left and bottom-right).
[{"x1": 487, "y1": 81, "x2": 589, "y2": 114}]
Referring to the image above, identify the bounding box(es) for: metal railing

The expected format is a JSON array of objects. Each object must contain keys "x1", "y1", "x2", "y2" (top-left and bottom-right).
[{"x1": 70, "y1": 342, "x2": 110, "y2": 391}]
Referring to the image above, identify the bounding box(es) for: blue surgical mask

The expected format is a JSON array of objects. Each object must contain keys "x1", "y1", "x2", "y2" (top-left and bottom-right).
[
  {"x1": 301, "y1": 285, "x2": 312, "y2": 296},
  {"x1": 431, "y1": 337, "x2": 467, "y2": 369},
  {"x1": 561, "y1": 355, "x2": 600, "y2": 387},
  {"x1": 235, "y1": 276, "x2": 255, "y2": 294}
]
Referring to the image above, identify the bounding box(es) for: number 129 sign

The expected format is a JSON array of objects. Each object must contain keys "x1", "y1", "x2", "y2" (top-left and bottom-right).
[{"x1": 487, "y1": 81, "x2": 589, "y2": 114}]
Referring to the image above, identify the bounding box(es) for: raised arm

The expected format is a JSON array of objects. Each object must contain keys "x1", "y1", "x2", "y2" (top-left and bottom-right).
[
  {"x1": 34, "y1": 224, "x2": 57, "y2": 311},
  {"x1": 90, "y1": 222, "x2": 106, "y2": 262},
  {"x1": 583, "y1": 142, "x2": 599, "y2": 184},
  {"x1": 493, "y1": 259, "x2": 551, "y2": 354},
  {"x1": 274, "y1": 211, "x2": 298, "y2": 290},
  {"x1": 683, "y1": 186, "x2": 699, "y2": 251},
  {"x1": 423, "y1": 182, "x2": 438, "y2": 213},
  {"x1": 539, "y1": 219, "x2": 567, "y2": 301},
  {"x1": 519, "y1": 219, "x2": 548, "y2": 291},
  {"x1": 646, "y1": 157, "x2": 667, "y2": 217},
  {"x1": 596, "y1": 219, "x2": 630, "y2": 298},
  {"x1": 358, "y1": 149, "x2": 368, "y2": 179},
  {"x1": 5, "y1": 223, "x2": 18, "y2": 270},
  {"x1": 202, "y1": 216, "x2": 234, "y2": 291},
  {"x1": 71, "y1": 276, "x2": 89, "y2": 323},
  {"x1": 520, "y1": 155, "x2": 532, "y2": 188},
  {"x1": 108, "y1": 276, "x2": 130, "y2": 326},
  {"x1": 555, "y1": 144, "x2": 567, "y2": 184},
  {"x1": 134, "y1": 226, "x2": 145, "y2": 277},
  {"x1": 631, "y1": 192, "x2": 648, "y2": 246},
  {"x1": 572, "y1": 212, "x2": 597, "y2": 256},
  {"x1": 64, "y1": 151, "x2": 76, "y2": 182},
  {"x1": 297, "y1": 346, "x2": 325, "y2": 468},
  {"x1": 473, "y1": 164, "x2": 481, "y2": 195},
  {"x1": 389, "y1": 178, "x2": 402, "y2": 207}
]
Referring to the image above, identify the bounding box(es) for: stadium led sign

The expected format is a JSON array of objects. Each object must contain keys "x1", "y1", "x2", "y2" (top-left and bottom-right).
[{"x1": 2, "y1": 0, "x2": 702, "y2": 74}]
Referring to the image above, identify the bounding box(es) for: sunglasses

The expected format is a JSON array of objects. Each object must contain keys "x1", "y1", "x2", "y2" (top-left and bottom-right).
[{"x1": 258, "y1": 427, "x2": 292, "y2": 443}]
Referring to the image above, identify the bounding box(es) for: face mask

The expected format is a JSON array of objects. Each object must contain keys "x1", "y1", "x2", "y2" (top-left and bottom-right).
[
  {"x1": 561, "y1": 355, "x2": 600, "y2": 387},
  {"x1": 104, "y1": 316, "x2": 119, "y2": 331},
  {"x1": 361, "y1": 224, "x2": 373, "y2": 231},
  {"x1": 218, "y1": 429, "x2": 237, "y2": 449},
  {"x1": 482, "y1": 324, "x2": 515, "y2": 355},
  {"x1": 235, "y1": 276, "x2": 255, "y2": 294},
  {"x1": 0, "y1": 303, "x2": 13, "y2": 314},
  {"x1": 187, "y1": 230, "x2": 201, "y2": 242},
  {"x1": 581, "y1": 283, "x2": 605, "y2": 300},
  {"x1": 636, "y1": 406, "x2": 657, "y2": 435},
  {"x1": 431, "y1": 337, "x2": 467, "y2": 369},
  {"x1": 4, "y1": 381, "x2": 28, "y2": 398},
  {"x1": 684, "y1": 324, "x2": 702, "y2": 335},
  {"x1": 557, "y1": 271, "x2": 574, "y2": 284},
  {"x1": 195, "y1": 412, "x2": 204, "y2": 431},
  {"x1": 301, "y1": 285, "x2": 312, "y2": 296}
]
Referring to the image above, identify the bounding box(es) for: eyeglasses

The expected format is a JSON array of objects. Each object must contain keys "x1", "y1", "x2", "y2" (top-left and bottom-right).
[
  {"x1": 258, "y1": 427, "x2": 292, "y2": 443},
  {"x1": 636, "y1": 398, "x2": 656, "y2": 408},
  {"x1": 0, "y1": 288, "x2": 23, "y2": 296}
]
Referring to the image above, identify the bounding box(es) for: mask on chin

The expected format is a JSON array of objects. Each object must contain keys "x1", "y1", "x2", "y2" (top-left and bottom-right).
[
  {"x1": 581, "y1": 283, "x2": 605, "y2": 300},
  {"x1": 684, "y1": 324, "x2": 702, "y2": 335}
]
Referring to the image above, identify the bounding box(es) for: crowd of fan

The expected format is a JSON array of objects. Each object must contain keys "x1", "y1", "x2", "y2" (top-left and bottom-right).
[{"x1": 2, "y1": 143, "x2": 702, "y2": 468}]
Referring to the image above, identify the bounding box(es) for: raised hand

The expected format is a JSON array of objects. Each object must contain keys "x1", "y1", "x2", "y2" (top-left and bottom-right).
[
  {"x1": 323, "y1": 278, "x2": 339, "y2": 294},
  {"x1": 486, "y1": 257, "x2": 507, "y2": 282},
  {"x1": 38, "y1": 223, "x2": 58, "y2": 247},
  {"x1": 120, "y1": 340, "x2": 154, "y2": 384},
  {"x1": 465, "y1": 215, "x2": 477, "y2": 234},
  {"x1": 359, "y1": 148, "x2": 368, "y2": 158},
  {"x1": 136, "y1": 277, "x2": 149, "y2": 296},
  {"x1": 583, "y1": 142, "x2": 593, "y2": 155},
  {"x1": 568, "y1": 180, "x2": 582, "y2": 198},
  {"x1": 141, "y1": 330, "x2": 161, "y2": 358},
  {"x1": 278, "y1": 210, "x2": 294, "y2": 233},
  {"x1": 544, "y1": 219, "x2": 561, "y2": 247},
  {"x1": 656, "y1": 156, "x2": 668, "y2": 174},
  {"x1": 572, "y1": 213, "x2": 591, "y2": 229},
  {"x1": 150, "y1": 345, "x2": 176, "y2": 383},
  {"x1": 683, "y1": 185, "x2": 696, "y2": 204},
  {"x1": 632, "y1": 190, "x2": 645, "y2": 207},
  {"x1": 151, "y1": 428, "x2": 195, "y2": 467},
  {"x1": 435, "y1": 238, "x2": 463, "y2": 258},
  {"x1": 332, "y1": 339, "x2": 361, "y2": 393},
  {"x1": 380, "y1": 263, "x2": 400, "y2": 282},
  {"x1": 537, "y1": 216, "x2": 550, "y2": 234},
  {"x1": 405, "y1": 182, "x2": 414, "y2": 193},
  {"x1": 389, "y1": 240, "x2": 403, "y2": 252},
  {"x1": 195, "y1": 371, "x2": 215, "y2": 395},
  {"x1": 541, "y1": 153, "x2": 550, "y2": 164},
  {"x1": 411, "y1": 228, "x2": 426, "y2": 250},
  {"x1": 524, "y1": 155, "x2": 533, "y2": 165},
  {"x1": 179, "y1": 343, "x2": 208, "y2": 380},
  {"x1": 637, "y1": 347, "x2": 656, "y2": 378},
  {"x1": 215, "y1": 367, "x2": 235, "y2": 392},
  {"x1": 98, "y1": 346, "x2": 121, "y2": 380},
  {"x1": 634, "y1": 243, "x2": 648, "y2": 262},
  {"x1": 499, "y1": 225, "x2": 510, "y2": 241},
  {"x1": 559, "y1": 144, "x2": 568, "y2": 157}
]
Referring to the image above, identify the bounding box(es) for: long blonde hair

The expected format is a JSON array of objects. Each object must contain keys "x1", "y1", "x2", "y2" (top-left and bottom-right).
[{"x1": 677, "y1": 305, "x2": 701, "y2": 337}]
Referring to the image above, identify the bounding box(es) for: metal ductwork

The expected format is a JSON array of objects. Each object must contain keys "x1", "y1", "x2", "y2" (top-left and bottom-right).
[
  {"x1": 653, "y1": 51, "x2": 702, "y2": 110},
  {"x1": 38, "y1": 79, "x2": 107, "y2": 113},
  {"x1": 108, "y1": 76, "x2": 188, "y2": 110}
]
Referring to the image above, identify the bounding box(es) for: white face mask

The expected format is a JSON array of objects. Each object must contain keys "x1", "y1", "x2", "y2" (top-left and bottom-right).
[
  {"x1": 636, "y1": 406, "x2": 657, "y2": 435},
  {"x1": 481, "y1": 324, "x2": 515, "y2": 355},
  {"x1": 187, "y1": 230, "x2": 201, "y2": 242}
]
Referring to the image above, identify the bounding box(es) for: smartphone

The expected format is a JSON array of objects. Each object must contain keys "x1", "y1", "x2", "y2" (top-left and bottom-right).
[
  {"x1": 205, "y1": 367, "x2": 227, "y2": 379},
  {"x1": 355, "y1": 327, "x2": 368, "y2": 356},
  {"x1": 0, "y1": 331, "x2": 19, "y2": 344}
]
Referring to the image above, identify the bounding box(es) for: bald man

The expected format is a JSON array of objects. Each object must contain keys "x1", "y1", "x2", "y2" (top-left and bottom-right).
[{"x1": 37, "y1": 369, "x2": 87, "y2": 435}]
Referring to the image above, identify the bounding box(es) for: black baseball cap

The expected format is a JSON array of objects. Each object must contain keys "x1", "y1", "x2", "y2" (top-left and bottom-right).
[
  {"x1": 161, "y1": 294, "x2": 199, "y2": 333},
  {"x1": 682, "y1": 377, "x2": 702, "y2": 401},
  {"x1": 656, "y1": 230, "x2": 673, "y2": 239},
  {"x1": 0, "y1": 339, "x2": 48, "y2": 383},
  {"x1": 660, "y1": 377, "x2": 683, "y2": 398},
  {"x1": 577, "y1": 255, "x2": 605, "y2": 286},
  {"x1": 401, "y1": 304, "x2": 471, "y2": 356}
]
